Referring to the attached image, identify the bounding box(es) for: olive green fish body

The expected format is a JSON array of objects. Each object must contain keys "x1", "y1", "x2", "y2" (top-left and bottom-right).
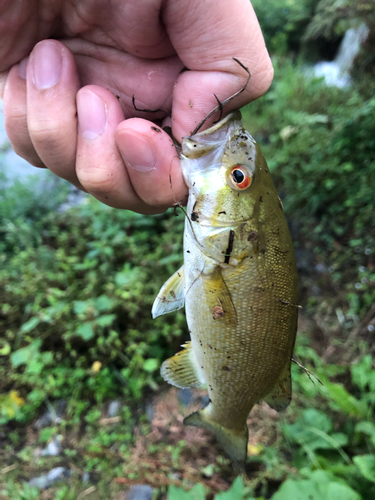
[{"x1": 152, "y1": 111, "x2": 298, "y2": 470}]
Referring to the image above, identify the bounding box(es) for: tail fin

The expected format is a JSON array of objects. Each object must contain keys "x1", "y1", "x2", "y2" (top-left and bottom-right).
[{"x1": 184, "y1": 407, "x2": 248, "y2": 474}]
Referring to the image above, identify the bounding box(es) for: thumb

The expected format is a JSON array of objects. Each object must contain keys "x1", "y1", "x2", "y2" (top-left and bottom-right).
[{"x1": 165, "y1": 0, "x2": 273, "y2": 141}]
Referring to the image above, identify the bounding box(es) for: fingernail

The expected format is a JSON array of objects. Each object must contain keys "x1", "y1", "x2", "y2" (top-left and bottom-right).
[
  {"x1": 18, "y1": 56, "x2": 29, "y2": 79},
  {"x1": 118, "y1": 133, "x2": 157, "y2": 172},
  {"x1": 32, "y1": 42, "x2": 62, "y2": 89},
  {"x1": 77, "y1": 89, "x2": 107, "y2": 140}
]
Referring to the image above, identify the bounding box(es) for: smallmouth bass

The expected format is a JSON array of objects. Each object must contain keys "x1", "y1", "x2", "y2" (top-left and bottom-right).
[{"x1": 152, "y1": 111, "x2": 299, "y2": 472}]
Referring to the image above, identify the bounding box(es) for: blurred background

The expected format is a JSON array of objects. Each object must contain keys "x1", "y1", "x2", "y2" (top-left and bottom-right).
[{"x1": 1, "y1": 0, "x2": 375, "y2": 498}]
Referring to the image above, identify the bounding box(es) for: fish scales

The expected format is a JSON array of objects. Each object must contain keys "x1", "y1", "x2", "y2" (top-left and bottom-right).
[
  {"x1": 152, "y1": 110, "x2": 299, "y2": 472},
  {"x1": 184, "y1": 209, "x2": 297, "y2": 430}
]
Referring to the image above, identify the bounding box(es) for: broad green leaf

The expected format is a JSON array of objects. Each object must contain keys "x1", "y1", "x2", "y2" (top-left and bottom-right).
[
  {"x1": 319, "y1": 377, "x2": 368, "y2": 418},
  {"x1": 95, "y1": 295, "x2": 115, "y2": 312},
  {"x1": 0, "y1": 339, "x2": 11, "y2": 356},
  {"x1": 75, "y1": 322, "x2": 95, "y2": 341},
  {"x1": 355, "y1": 421, "x2": 375, "y2": 446},
  {"x1": 115, "y1": 267, "x2": 140, "y2": 287},
  {"x1": 20, "y1": 316, "x2": 40, "y2": 333},
  {"x1": 215, "y1": 476, "x2": 245, "y2": 499},
  {"x1": 283, "y1": 409, "x2": 344, "y2": 451},
  {"x1": 168, "y1": 483, "x2": 205, "y2": 500},
  {"x1": 353, "y1": 454, "x2": 375, "y2": 483},
  {"x1": 10, "y1": 340, "x2": 42, "y2": 368},
  {"x1": 271, "y1": 470, "x2": 360, "y2": 500},
  {"x1": 26, "y1": 360, "x2": 44, "y2": 375},
  {"x1": 143, "y1": 358, "x2": 159, "y2": 373},
  {"x1": 96, "y1": 314, "x2": 116, "y2": 327},
  {"x1": 351, "y1": 355, "x2": 375, "y2": 393},
  {"x1": 325, "y1": 482, "x2": 362, "y2": 500},
  {"x1": 300, "y1": 409, "x2": 332, "y2": 432},
  {"x1": 73, "y1": 300, "x2": 91, "y2": 315}
]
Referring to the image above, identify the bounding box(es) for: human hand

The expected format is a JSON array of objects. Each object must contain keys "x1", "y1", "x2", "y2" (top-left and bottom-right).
[{"x1": 1, "y1": 0, "x2": 273, "y2": 214}]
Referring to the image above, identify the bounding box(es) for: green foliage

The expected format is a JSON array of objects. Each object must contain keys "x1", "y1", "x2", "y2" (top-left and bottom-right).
[
  {"x1": 1, "y1": 482, "x2": 40, "y2": 500},
  {"x1": 168, "y1": 477, "x2": 255, "y2": 500},
  {"x1": 168, "y1": 483, "x2": 206, "y2": 500},
  {"x1": 0, "y1": 176, "x2": 186, "y2": 424},
  {"x1": 271, "y1": 470, "x2": 360, "y2": 500},
  {"x1": 283, "y1": 408, "x2": 350, "y2": 454},
  {"x1": 251, "y1": 0, "x2": 318, "y2": 55},
  {"x1": 243, "y1": 59, "x2": 375, "y2": 320},
  {"x1": 0, "y1": 172, "x2": 69, "y2": 255},
  {"x1": 285, "y1": 341, "x2": 375, "y2": 500},
  {"x1": 303, "y1": 0, "x2": 375, "y2": 41},
  {"x1": 215, "y1": 477, "x2": 254, "y2": 500}
]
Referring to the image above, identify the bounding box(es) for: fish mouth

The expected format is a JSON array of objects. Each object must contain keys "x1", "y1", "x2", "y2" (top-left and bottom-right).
[
  {"x1": 196, "y1": 215, "x2": 251, "y2": 228},
  {"x1": 181, "y1": 111, "x2": 242, "y2": 159},
  {"x1": 189, "y1": 110, "x2": 242, "y2": 139}
]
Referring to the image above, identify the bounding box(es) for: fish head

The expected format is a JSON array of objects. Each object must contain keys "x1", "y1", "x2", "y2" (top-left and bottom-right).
[{"x1": 181, "y1": 111, "x2": 279, "y2": 264}]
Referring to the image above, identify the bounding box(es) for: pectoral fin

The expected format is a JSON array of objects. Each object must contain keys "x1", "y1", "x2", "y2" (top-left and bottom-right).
[
  {"x1": 263, "y1": 361, "x2": 292, "y2": 412},
  {"x1": 203, "y1": 266, "x2": 237, "y2": 325},
  {"x1": 160, "y1": 341, "x2": 204, "y2": 389},
  {"x1": 152, "y1": 265, "x2": 185, "y2": 318}
]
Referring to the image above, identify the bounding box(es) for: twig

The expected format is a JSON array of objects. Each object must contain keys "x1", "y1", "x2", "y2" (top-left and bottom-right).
[
  {"x1": 291, "y1": 358, "x2": 323, "y2": 386},
  {"x1": 191, "y1": 58, "x2": 251, "y2": 135},
  {"x1": 77, "y1": 486, "x2": 96, "y2": 499},
  {"x1": 1, "y1": 464, "x2": 16, "y2": 474},
  {"x1": 99, "y1": 416, "x2": 121, "y2": 425}
]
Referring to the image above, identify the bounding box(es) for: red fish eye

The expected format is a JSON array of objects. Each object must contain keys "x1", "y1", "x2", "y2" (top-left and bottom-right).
[{"x1": 230, "y1": 165, "x2": 251, "y2": 190}]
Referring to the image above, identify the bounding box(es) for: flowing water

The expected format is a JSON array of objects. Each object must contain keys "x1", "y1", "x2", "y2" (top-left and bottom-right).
[{"x1": 314, "y1": 23, "x2": 369, "y2": 88}]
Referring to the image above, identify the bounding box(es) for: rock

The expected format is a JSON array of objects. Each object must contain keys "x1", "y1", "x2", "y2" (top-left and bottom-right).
[
  {"x1": 315, "y1": 263, "x2": 328, "y2": 274},
  {"x1": 41, "y1": 436, "x2": 63, "y2": 457},
  {"x1": 177, "y1": 389, "x2": 194, "y2": 407},
  {"x1": 200, "y1": 395, "x2": 210, "y2": 409},
  {"x1": 82, "y1": 472, "x2": 90, "y2": 483},
  {"x1": 34, "y1": 400, "x2": 67, "y2": 429},
  {"x1": 108, "y1": 400, "x2": 121, "y2": 417},
  {"x1": 28, "y1": 467, "x2": 71, "y2": 489},
  {"x1": 145, "y1": 402, "x2": 154, "y2": 423},
  {"x1": 126, "y1": 484, "x2": 154, "y2": 500}
]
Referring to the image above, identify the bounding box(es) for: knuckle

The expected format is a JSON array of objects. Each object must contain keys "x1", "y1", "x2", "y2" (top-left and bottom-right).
[
  {"x1": 4, "y1": 112, "x2": 28, "y2": 142},
  {"x1": 28, "y1": 119, "x2": 62, "y2": 147},
  {"x1": 262, "y1": 59, "x2": 274, "y2": 89},
  {"x1": 28, "y1": 120, "x2": 76, "y2": 165},
  {"x1": 77, "y1": 167, "x2": 118, "y2": 195},
  {"x1": 252, "y1": 58, "x2": 274, "y2": 99}
]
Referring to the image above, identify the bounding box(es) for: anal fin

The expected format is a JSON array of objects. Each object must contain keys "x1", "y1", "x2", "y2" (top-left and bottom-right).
[
  {"x1": 263, "y1": 361, "x2": 292, "y2": 412},
  {"x1": 152, "y1": 265, "x2": 185, "y2": 318},
  {"x1": 160, "y1": 341, "x2": 204, "y2": 389}
]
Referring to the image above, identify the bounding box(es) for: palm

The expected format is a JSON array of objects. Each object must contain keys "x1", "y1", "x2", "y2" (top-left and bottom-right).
[{"x1": 1, "y1": 0, "x2": 183, "y2": 116}]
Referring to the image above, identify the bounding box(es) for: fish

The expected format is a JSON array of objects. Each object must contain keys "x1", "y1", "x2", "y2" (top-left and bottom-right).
[{"x1": 152, "y1": 110, "x2": 299, "y2": 473}]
